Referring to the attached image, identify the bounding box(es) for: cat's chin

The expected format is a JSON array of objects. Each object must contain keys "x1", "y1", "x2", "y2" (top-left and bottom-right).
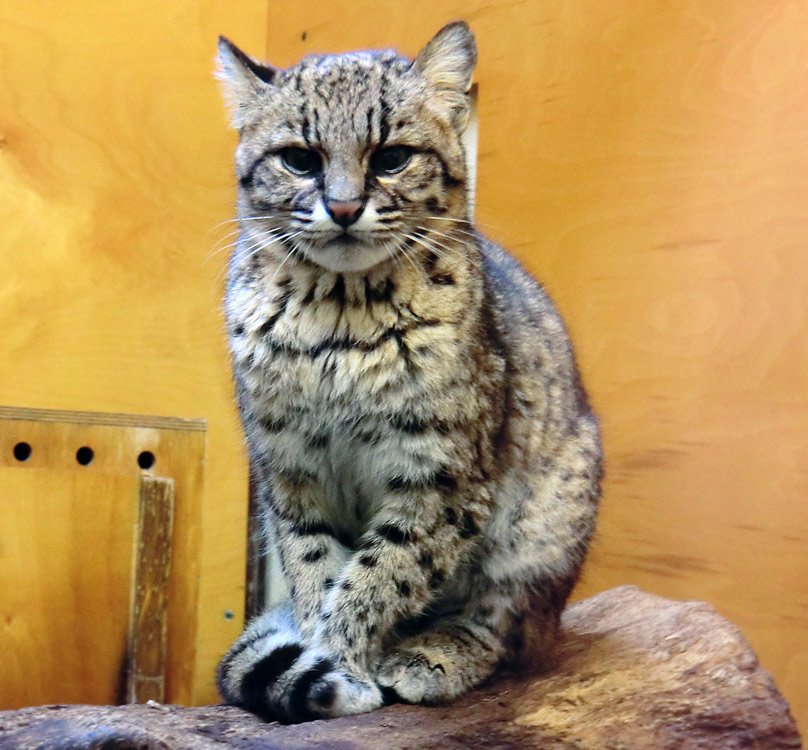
[{"x1": 303, "y1": 239, "x2": 395, "y2": 274}]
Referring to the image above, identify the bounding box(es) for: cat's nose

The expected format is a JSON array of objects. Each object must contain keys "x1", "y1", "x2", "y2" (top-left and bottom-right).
[{"x1": 325, "y1": 199, "x2": 364, "y2": 228}]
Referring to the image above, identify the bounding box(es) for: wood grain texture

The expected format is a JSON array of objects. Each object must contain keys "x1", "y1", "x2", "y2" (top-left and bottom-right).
[
  {"x1": 126, "y1": 477, "x2": 176, "y2": 704},
  {"x1": 264, "y1": 0, "x2": 808, "y2": 731},
  {"x1": 0, "y1": 0, "x2": 268, "y2": 704},
  {"x1": 0, "y1": 468, "x2": 140, "y2": 709},
  {"x1": 0, "y1": 409, "x2": 205, "y2": 707},
  {"x1": 0, "y1": 406, "x2": 206, "y2": 432}
]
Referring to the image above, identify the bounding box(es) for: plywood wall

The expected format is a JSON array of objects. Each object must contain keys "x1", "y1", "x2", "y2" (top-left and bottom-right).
[
  {"x1": 2, "y1": 0, "x2": 806, "y2": 730},
  {"x1": 265, "y1": 0, "x2": 808, "y2": 731},
  {"x1": 0, "y1": 0, "x2": 268, "y2": 705}
]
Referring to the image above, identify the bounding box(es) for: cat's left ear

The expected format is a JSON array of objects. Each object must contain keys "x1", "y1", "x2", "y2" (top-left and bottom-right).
[
  {"x1": 216, "y1": 36, "x2": 277, "y2": 128},
  {"x1": 413, "y1": 21, "x2": 477, "y2": 96}
]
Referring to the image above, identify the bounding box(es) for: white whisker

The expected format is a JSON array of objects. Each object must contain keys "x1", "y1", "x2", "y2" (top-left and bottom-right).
[
  {"x1": 269, "y1": 231, "x2": 306, "y2": 282},
  {"x1": 394, "y1": 238, "x2": 425, "y2": 277},
  {"x1": 412, "y1": 229, "x2": 466, "y2": 261}
]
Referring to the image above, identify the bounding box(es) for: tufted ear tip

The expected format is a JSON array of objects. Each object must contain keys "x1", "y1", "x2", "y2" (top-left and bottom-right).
[{"x1": 436, "y1": 20, "x2": 475, "y2": 48}]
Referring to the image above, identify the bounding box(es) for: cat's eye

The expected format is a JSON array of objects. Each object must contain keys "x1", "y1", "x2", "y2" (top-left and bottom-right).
[
  {"x1": 279, "y1": 147, "x2": 323, "y2": 176},
  {"x1": 369, "y1": 145, "x2": 413, "y2": 175}
]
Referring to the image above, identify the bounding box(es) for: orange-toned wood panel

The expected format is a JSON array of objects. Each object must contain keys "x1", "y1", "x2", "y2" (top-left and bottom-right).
[
  {"x1": 0, "y1": 1, "x2": 267, "y2": 704},
  {"x1": 0, "y1": 407, "x2": 205, "y2": 707},
  {"x1": 0, "y1": 469, "x2": 139, "y2": 709},
  {"x1": 265, "y1": 1, "x2": 808, "y2": 731}
]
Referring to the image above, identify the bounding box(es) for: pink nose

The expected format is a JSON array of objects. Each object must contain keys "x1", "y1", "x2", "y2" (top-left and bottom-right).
[{"x1": 326, "y1": 199, "x2": 364, "y2": 227}]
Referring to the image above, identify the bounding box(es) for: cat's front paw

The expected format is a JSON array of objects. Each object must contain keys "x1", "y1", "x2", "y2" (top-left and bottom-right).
[
  {"x1": 254, "y1": 648, "x2": 382, "y2": 723},
  {"x1": 294, "y1": 659, "x2": 384, "y2": 720},
  {"x1": 376, "y1": 647, "x2": 454, "y2": 705},
  {"x1": 220, "y1": 626, "x2": 382, "y2": 723}
]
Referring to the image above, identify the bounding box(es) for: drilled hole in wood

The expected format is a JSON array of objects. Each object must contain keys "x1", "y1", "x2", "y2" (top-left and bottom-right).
[
  {"x1": 137, "y1": 451, "x2": 155, "y2": 470},
  {"x1": 13, "y1": 442, "x2": 32, "y2": 462},
  {"x1": 76, "y1": 446, "x2": 94, "y2": 466}
]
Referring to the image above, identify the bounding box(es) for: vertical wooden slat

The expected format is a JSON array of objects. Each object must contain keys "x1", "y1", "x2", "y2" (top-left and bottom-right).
[
  {"x1": 126, "y1": 476, "x2": 175, "y2": 704},
  {"x1": 244, "y1": 468, "x2": 266, "y2": 619}
]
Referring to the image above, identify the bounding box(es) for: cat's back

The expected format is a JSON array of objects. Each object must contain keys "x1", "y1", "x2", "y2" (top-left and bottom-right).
[{"x1": 478, "y1": 234, "x2": 589, "y2": 408}]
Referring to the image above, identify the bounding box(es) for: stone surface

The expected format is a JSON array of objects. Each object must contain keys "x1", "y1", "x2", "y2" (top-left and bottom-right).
[{"x1": 0, "y1": 586, "x2": 801, "y2": 749}]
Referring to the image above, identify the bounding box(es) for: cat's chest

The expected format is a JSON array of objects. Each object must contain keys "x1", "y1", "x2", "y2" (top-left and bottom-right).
[
  {"x1": 233, "y1": 287, "x2": 406, "y2": 415},
  {"x1": 228, "y1": 269, "x2": 461, "y2": 418}
]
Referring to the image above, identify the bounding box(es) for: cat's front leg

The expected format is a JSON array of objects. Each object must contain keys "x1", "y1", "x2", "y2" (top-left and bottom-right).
[
  {"x1": 218, "y1": 471, "x2": 373, "y2": 722},
  {"x1": 248, "y1": 490, "x2": 386, "y2": 721},
  {"x1": 267, "y1": 473, "x2": 354, "y2": 638},
  {"x1": 257, "y1": 488, "x2": 385, "y2": 720},
  {"x1": 303, "y1": 484, "x2": 491, "y2": 709}
]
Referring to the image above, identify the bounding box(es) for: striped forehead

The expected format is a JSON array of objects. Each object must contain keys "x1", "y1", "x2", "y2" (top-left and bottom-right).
[{"x1": 279, "y1": 51, "x2": 412, "y2": 149}]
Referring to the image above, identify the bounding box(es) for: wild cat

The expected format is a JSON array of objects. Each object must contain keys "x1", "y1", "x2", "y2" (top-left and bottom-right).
[{"x1": 215, "y1": 21, "x2": 602, "y2": 723}]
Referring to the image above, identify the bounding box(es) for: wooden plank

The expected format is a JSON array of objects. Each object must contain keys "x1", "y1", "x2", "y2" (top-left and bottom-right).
[
  {"x1": 264, "y1": 0, "x2": 808, "y2": 730},
  {"x1": 126, "y1": 477, "x2": 176, "y2": 704},
  {"x1": 0, "y1": 410, "x2": 204, "y2": 706},
  {"x1": 244, "y1": 469, "x2": 266, "y2": 618},
  {"x1": 0, "y1": 406, "x2": 206, "y2": 432},
  {"x1": 0, "y1": 469, "x2": 140, "y2": 709}
]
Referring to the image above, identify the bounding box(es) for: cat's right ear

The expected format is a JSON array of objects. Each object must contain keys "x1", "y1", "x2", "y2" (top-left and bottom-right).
[{"x1": 216, "y1": 36, "x2": 277, "y2": 128}]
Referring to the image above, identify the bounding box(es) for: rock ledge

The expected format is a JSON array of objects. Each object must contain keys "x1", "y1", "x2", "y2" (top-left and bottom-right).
[{"x1": 0, "y1": 586, "x2": 801, "y2": 749}]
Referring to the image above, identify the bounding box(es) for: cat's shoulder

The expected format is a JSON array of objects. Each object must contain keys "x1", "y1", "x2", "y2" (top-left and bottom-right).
[{"x1": 476, "y1": 232, "x2": 559, "y2": 326}]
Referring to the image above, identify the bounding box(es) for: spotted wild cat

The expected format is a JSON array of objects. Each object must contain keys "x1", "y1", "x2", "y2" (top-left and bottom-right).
[{"x1": 215, "y1": 21, "x2": 602, "y2": 723}]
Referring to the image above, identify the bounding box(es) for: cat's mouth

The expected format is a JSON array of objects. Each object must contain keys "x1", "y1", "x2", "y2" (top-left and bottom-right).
[
  {"x1": 303, "y1": 232, "x2": 395, "y2": 273},
  {"x1": 328, "y1": 233, "x2": 361, "y2": 247}
]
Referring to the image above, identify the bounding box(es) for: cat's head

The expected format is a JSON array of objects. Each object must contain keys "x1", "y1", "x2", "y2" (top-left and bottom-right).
[{"x1": 217, "y1": 22, "x2": 476, "y2": 273}]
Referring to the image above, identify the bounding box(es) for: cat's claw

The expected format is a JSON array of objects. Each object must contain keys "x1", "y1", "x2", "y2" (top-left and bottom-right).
[{"x1": 375, "y1": 647, "x2": 452, "y2": 705}]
